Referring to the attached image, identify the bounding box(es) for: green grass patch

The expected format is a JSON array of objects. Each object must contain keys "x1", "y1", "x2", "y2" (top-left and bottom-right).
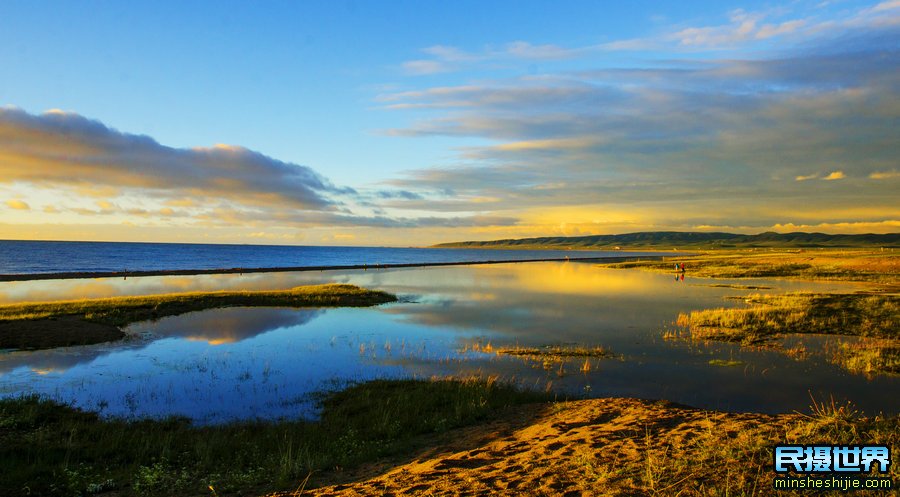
[
  {"x1": 0, "y1": 377, "x2": 554, "y2": 496},
  {"x1": 0, "y1": 284, "x2": 396, "y2": 350},
  {"x1": 708, "y1": 359, "x2": 744, "y2": 367}
]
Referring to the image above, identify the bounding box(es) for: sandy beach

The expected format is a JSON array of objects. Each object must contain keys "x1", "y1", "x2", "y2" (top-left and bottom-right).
[{"x1": 273, "y1": 397, "x2": 896, "y2": 496}]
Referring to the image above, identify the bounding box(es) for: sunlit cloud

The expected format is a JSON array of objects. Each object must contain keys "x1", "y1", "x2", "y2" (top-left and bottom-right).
[
  {"x1": 0, "y1": 107, "x2": 522, "y2": 240},
  {"x1": 671, "y1": 9, "x2": 808, "y2": 48},
  {"x1": 870, "y1": 169, "x2": 900, "y2": 179},
  {"x1": 379, "y1": 15, "x2": 899, "y2": 237},
  {"x1": 5, "y1": 199, "x2": 30, "y2": 210},
  {"x1": 0, "y1": 107, "x2": 342, "y2": 210}
]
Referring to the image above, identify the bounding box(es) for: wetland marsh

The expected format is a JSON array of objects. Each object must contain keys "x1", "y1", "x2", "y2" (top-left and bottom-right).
[{"x1": 2, "y1": 259, "x2": 895, "y2": 422}]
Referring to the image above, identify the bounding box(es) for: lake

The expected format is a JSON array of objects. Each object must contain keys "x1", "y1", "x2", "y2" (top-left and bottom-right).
[
  {"x1": 0, "y1": 261, "x2": 895, "y2": 424},
  {"x1": 0, "y1": 239, "x2": 648, "y2": 275}
]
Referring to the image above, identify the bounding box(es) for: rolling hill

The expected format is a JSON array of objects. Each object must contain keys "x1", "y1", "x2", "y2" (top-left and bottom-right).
[{"x1": 433, "y1": 231, "x2": 900, "y2": 250}]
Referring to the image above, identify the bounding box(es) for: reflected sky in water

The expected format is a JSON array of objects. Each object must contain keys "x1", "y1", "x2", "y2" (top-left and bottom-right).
[{"x1": 0, "y1": 262, "x2": 895, "y2": 423}]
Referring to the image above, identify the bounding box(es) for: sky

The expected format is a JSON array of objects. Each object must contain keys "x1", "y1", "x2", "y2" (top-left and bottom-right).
[{"x1": 0, "y1": 0, "x2": 898, "y2": 246}]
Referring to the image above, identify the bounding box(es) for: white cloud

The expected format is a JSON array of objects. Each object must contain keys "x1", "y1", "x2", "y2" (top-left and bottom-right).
[
  {"x1": 402, "y1": 60, "x2": 451, "y2": 75},
  {"x1": 401, "y1": 41, "x2": 578, "y2": 75}
]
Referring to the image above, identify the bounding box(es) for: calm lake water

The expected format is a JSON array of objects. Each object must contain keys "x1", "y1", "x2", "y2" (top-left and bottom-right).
[
  {"x1": 0, "y1": 239, "x2": 644, "y2": 274},
  {"x1": 0, "y1": 261, "x2": 895, "y2": 423}
]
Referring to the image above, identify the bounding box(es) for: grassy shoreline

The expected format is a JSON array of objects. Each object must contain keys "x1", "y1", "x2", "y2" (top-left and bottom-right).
[
  {"x1": 0, "y1": 284, "x2": 396, "y2": 350},
  {"x1": 0, "y1": 378, "x2": 553, "y2": 497},
  {"x1": 3, "y1": 378, "x2": 895, "y2": 497}
]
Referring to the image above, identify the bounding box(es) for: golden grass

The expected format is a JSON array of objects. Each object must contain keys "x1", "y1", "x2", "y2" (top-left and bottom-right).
[
  {"x1": 678, "y1": 292, "x2": 899, "y2": 375},
  {"x1": 830, "y1": 338, "x2": 900, "y2": 376},
  {"x1": 605, "y1": 249, "x2": 900, "y2": 286},
  {"x1": 679, "y1": 293, "x2": 897, "y2": 343}
]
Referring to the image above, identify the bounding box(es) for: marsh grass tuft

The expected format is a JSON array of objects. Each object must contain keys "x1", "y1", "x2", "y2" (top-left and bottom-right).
[{"x1": 783, "y1": 342, "x2": 809, "y2": 360}]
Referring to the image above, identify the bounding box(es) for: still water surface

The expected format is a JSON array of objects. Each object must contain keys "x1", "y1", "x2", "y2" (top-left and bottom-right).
[{"x1": 0, "y1": 262, "x2": 895, "y2": 423}]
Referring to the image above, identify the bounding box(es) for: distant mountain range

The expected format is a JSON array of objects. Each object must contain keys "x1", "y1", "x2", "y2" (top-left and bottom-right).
[{"x1": 433, "y1": 231, "x2": 900, "y2": 249}]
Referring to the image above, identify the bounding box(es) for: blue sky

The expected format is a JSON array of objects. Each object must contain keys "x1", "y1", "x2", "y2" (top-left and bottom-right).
[
  {"x1": 1, "y1": 1, "x2": 898, "y2": 244},
  {"x1": 2, "y1": 1, "x2": 722, "y2": 183}
]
